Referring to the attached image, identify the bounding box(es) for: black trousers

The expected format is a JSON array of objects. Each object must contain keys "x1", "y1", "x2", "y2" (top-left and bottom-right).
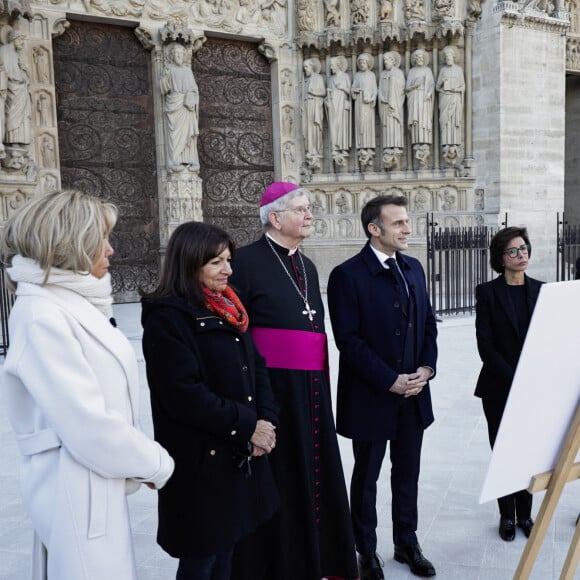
[
  {"x1": 482, "y1": 397, "x2": 532, "y2": 520},
  {"x1": 350, "y1": 398, "x2": 424, "y2": 555}
]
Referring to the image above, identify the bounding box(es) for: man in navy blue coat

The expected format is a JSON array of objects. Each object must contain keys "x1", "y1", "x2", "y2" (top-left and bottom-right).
[{"x1": 328, "y1": 194, "x2": 438, "y2": 579}]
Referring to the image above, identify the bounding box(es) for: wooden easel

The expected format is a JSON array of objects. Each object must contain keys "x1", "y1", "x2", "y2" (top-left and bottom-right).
[{"x1": 514, "y1": 403, "x2": 580, "y2": 579}]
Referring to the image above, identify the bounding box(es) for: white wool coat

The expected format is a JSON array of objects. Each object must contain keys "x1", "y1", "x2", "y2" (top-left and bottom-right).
[{"x1": 1, "y1": 282, "x2": 174, "y2": 580}]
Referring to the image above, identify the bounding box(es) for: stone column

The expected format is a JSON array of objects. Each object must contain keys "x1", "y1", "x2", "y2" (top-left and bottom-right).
[{"x1": 472, "y1": 1, "x2": 570, "y2": 282}]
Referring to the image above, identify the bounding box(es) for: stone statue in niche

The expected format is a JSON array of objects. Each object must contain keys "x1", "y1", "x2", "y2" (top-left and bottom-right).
[
  {"x1": 282, "y1": 105, "x2": 294, "y2": 135},
  {"x1": 283, "y1": 140, "x2": 295, "y2": 168},
  {"x1": 380, "y1": 0, "x2": 393, "y2": 20},
  {"x1": 440, "y1": 188, "x2": 457, "y2": 211},
  {"x1": 404, "y1": 0, "x2": 426, "y2": 19},
  {"x1": 336, "y1": 192, "x2": 350, "y2": 213},
  {"x1": 33, "y1": 46, "x2": 49, "y2": 83},
  {"x1": 297, "y1": 0, "x2": 317, "y2": 30},
  {"x1": 351, "y1": 53, "x2": 377, "y2": 170},
  {"x1": 302, "y1": 57, "x2": 325, "y2": 170},
  {"x1": 160, "y1": 42, "x2": 199, "y2": 173},
  {"x1": 36, "y1": 92, "x2": 50, "y2": 126},
  {"x1": 436, "y1": 46, "x2": 465, "y2": 167},
  {"x1": 325, "y1": 0, "x2": 341, "y2": 26},
  {"x1": 311, "y1": 193, "x2": 325, "y2": 214},
  {"x1": 406, "y1": 48, "x2": 434, "y2": 168},
  {"x1": 325, "y1": 55, "x2": 351, "y2": 167},
  {"x1": 40, "y1": 134, "x2": 55, "y2": 167},
  {"x1": 281, "y1": 68, "x2": 293, "y2": 100},
  {"x1": 351, "y1": 0, "x2": 370, "y2": 25},
  {"x1": 433, "y1": 0, "x2": 454, "y2": 18},
  {"x1": 0, "y1": 29, "x2": 31, "y2": 148},
  {"x1": 413, "y1": 188, "x2": 429, "y2": 212},
  {"x1": 379, "y1": 51, "x2": 405, "y2": 171}
]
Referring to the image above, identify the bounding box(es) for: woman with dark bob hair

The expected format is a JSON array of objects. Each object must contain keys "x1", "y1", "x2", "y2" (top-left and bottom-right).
[
  {"x1": 141, "y1": 221, "x2": 279, "y2": 580},
  {"x1": 0, "y1": 190, "x2": 174, "y2": 580},
  {"x1": 474, "y1": 226, "x2": 543, "y2": 542}
]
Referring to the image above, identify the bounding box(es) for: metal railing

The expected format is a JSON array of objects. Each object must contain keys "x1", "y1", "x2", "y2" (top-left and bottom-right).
[
  {"x1": 557, "y1": 213, "x2": 580, "y2": 281},
  {"x1": 426, "y1": 214, "x2": 498, "y2": 316}
]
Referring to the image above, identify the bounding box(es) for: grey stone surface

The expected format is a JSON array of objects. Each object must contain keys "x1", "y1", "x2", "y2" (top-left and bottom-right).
[{"x1": 0, "y1": 302, "x2": 578, "y2": 580}]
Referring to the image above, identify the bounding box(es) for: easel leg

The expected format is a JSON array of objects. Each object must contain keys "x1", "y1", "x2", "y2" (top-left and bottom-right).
[
  {"x1": 560, "y1": 516, "x2": 580, "y2": 580},
  {"x1": 513, "y1": 404, "x2": 580, "y2": 580}
]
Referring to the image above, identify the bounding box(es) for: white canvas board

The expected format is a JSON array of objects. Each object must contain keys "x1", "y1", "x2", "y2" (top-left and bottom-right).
[{"x1": 479, "y1": 280, "x2": 580, "y2": 504}]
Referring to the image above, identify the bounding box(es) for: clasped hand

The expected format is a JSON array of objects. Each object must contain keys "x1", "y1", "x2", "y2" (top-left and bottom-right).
[
  {"x1": 250, "y1": 419, "x2": 277, "y2": 457},
  {"x1": 389, "y1": 366, "x2": 431, "y2": 398}
]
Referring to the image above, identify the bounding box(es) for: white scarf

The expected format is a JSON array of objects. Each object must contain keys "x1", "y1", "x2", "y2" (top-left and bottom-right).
[{"x1": 7, "y1": 255, "x2": 114, "y2": 319}]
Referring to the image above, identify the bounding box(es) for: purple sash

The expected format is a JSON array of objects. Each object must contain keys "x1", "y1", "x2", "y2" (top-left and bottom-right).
[{"x1": 250, "y1": 327, "x2": 327, "y2": 371}]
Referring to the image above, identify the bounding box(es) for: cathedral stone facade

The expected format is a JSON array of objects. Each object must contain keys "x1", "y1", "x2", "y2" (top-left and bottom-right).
[{"x1": 0, "y1": 0, "x2": 576, "y2": 298}]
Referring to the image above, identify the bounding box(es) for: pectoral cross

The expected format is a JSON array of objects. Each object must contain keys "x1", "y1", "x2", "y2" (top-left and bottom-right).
[{"x1": 302, "y1": 301, "x2": 317, "y2": 321}]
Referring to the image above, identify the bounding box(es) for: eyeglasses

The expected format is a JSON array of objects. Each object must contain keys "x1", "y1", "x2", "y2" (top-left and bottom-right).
[
  {"x1": 277, "y1": 205, "x2": 312, "y2": 216},
  {"x1": 503, "y1": 244, "x2": 530, "y2": 258}
]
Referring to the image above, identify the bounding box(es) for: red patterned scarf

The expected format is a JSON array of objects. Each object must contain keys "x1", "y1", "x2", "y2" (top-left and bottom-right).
[{"x1": 202, "y1": 285, "x2": 249, "y2": 333}]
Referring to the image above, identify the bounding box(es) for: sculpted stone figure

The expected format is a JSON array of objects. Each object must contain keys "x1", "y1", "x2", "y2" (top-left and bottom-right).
[
  {"x1": 297, "y1": 0, "x2": 317, "y2": 30},
  {"x1": 406, "y1": 48, "x2": 434, "y2": 167},
  {"x1": 351, "y1": 0, "x2": 370, "y2": 25},
  {"x1": 33, "y1": 46, "x2": 49, "y2": 83},
  {"x1": 404, "y1": 0, "x2": 426, "y2": 19},
  {"x1": 260, "y1": 0, "x2": 287, "y2": 33},
  {"x1": 436, "y1": 46, "x2": 465, "y2": 165},
  {"x1": 160, "y1": 43, "x2": 199, "y2": 172},
  {"x1": 380, "y1": 0, "x2": 393, "y2": 20},
  {"x1": 0, "y1": 29, "x2": 32, "y2": 146},
  {"x1": 325, "y1": 56, "x2": 351, "y2": 165},
  {"x1": 302, "y1": 57, "x2": 325, "y2": 169},
  {"x1": 378, "y1": 51, "x2": 405, "y2": 170},
  {"x1": 325, "y1": 0, "x2": 341, "y2": 26},
  {"x1": 351, "y1": 53, "x2": 377, "y2": 168}
]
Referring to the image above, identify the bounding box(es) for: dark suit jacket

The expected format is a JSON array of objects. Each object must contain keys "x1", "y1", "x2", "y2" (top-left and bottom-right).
[
  {"x1": 474, "y1": 274, "x2": 543, "y2": 401},
  {"x1": 327, "y1": 243, "x2": 438, "y2": 441}
]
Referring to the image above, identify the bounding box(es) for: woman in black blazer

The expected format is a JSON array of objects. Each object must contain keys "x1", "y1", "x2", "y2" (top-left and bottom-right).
[{"x1": 475, "y1": 227, "x2": 543, "y2": 542}]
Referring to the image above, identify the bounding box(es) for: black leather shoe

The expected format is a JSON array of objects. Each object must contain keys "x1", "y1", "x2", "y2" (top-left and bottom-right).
[
  {"x1": 517, "y1": 517, "x2": 534, "y2": 538},
  {"x1": 358, "y1": 552, "x2": 384, "y2": 580},
  {"x1": 394, "y1": 544, "x2": 436, "y2": 577},
  {"x1": 499, "y1": 517, "x2": 516, "y2": 541}
]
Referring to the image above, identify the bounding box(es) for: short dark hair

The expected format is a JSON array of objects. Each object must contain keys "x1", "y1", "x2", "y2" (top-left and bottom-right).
[
  {"x1": 361, "y1": 194, "x2": 408, "y2": 238},
  {"x1": 489, "y1": 226, "x2": 531, "y2": 274},
  {"x1": 141, "y1": 221, "x2": 235, "y2": 306}
]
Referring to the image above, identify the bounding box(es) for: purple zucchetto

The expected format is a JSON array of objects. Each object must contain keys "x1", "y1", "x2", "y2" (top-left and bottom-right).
[{"x1": 260, "y1": 181, "x2": 301, "y2": 207}]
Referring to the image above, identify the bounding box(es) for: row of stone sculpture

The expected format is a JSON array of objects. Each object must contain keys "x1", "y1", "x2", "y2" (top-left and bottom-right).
[{"x1": 303, "y1": 46, "x2": 465, "y2": 171}]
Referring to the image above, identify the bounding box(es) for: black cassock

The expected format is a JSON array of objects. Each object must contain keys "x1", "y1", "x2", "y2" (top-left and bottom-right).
[{"x1": 230, "y1": 235, "x2": 358, "y2": 580}]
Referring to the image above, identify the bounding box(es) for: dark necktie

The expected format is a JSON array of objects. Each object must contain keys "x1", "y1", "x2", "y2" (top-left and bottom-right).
[{"x1": 386, "y1": 257, "x2": 408, "y2": 297}]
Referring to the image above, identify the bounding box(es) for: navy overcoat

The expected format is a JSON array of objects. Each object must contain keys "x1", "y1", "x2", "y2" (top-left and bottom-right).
[{"x1": 328, "y1": 243, "x2": 438, "y2": 441}]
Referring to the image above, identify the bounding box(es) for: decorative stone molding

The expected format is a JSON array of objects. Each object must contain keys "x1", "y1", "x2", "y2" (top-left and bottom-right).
[
  {"x1": 258, "y1": 40, "x2": 278, "y2": 63},
  {"x1": 51, "y1": 18, "x2": 69, "y2": 38},
  {"x1": 495, "y1": 0, "x2": 570, "y2": 30},
  {"x1": 134, "y1": 27, "x2": 155, "y2": 51}
]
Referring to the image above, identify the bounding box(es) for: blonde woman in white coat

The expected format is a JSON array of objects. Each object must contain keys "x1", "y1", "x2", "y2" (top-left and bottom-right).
[{"x1": 0, "y1": 190, "x2": 174, "y2": 580}]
